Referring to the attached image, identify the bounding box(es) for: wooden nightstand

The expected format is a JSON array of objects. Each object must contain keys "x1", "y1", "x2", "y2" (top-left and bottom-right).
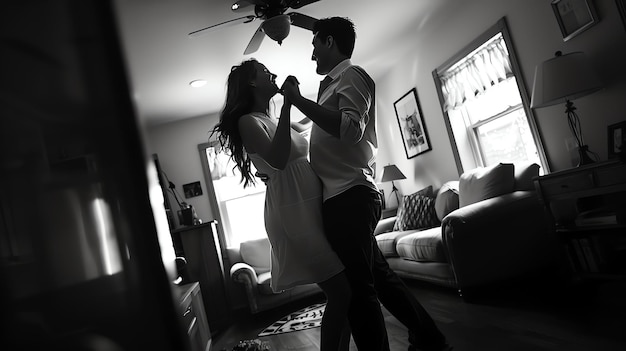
[{"x1": 534, "y1": 160, "x2": 626, "y2": 281}]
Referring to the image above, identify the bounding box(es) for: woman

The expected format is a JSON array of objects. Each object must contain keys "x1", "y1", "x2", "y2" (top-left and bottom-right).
[{"x1": 212, "y1": 59, "x2": 350, "y2": 351}]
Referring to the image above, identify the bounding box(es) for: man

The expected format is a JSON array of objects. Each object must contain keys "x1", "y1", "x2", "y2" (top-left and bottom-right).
[{"x1": 282, "y1": 17, "x2": 452, "y2": 351}]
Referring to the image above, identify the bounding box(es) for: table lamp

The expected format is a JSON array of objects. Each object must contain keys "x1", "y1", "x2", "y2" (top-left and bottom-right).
[
  {"x1": 381, "y1": 164, "x2": 406, "y2": 207},
  {"x1": 531, "y1": 51, "x2": 603, "y2": 166}
]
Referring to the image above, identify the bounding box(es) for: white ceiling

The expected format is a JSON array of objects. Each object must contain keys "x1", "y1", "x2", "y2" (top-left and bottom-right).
[{"x1": 113, "y1": 0, "x2": 449, "y2": 127}]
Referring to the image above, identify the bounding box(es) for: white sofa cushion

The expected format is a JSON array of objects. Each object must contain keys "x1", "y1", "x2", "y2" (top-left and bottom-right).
[
  {"x1": 434, "y1": 181, "x2": 459, "y2": 221},
  {"x1": 459, "y1": 163, "x2": 515, "y2": 207},
  {"x1": 256, "y1": 272, "x2": 276, "y2": 294},
  {"x1": 514, "y1": 162, "x2": 540, "y2": 191},
  {"x1": 240, "y1": 237, "x2": 271, "y2": 274},
  {"x1": 396, "y1": 227, "x2": 446, "y2": 262},
  {"x1": 376, "y1": 231, "x2": 415, "y2": 257}
]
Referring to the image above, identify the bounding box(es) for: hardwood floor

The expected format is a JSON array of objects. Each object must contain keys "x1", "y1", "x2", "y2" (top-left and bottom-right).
[{"x1": 213, "y1": 278, "x2": 626, "y2": 351}]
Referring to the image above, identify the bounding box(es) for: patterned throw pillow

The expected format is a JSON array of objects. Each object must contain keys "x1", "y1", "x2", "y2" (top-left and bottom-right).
[{"x1": 393, "y1": 193, "x2": 441, "y2": 231}]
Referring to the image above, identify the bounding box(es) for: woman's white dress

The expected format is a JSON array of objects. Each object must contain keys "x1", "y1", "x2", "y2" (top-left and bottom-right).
[{"x1": 246, "y1": 113, "x2": 344, "y2": 292}]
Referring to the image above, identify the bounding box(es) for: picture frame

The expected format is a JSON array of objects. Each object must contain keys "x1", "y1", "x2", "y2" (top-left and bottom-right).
[
  {"x1": 393, "y1": 88, "x2": 431, "y2": 159},
  {"x1": 607, "y1": 121, "x2": 626, "y2": 159},
  {"x1": 551, "y1": 0, "x2": 598, "y2": 41},
  {"x1": 183, "y1": 181, "x2": 203, "y2": 198},
  {"x1": 617, "y1": 0, "x2": 626, "y2": 32}
]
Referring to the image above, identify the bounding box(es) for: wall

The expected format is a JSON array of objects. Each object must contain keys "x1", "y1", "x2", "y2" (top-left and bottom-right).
[
  {"x1": 374, "y1": 0, "x2": 626, "y2": 198},
  {"x1": 146, "y1": 0, "x2": 626, "y2": 217},
  {"x1": 146, "y1": 113, "x2": 219, "y2": 226}
]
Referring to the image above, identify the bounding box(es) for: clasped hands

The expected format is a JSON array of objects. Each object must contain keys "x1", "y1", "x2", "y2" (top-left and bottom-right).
[{"x1": 280, "y1": 75, "x2": 301, "y2": 105}]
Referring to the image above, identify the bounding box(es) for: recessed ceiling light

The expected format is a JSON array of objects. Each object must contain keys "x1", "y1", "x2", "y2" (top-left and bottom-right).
[{"x1": 189, "y1": 79, "x2": 207, "y2": 88}]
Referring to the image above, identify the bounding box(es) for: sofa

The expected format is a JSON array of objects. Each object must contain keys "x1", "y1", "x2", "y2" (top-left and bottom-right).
[
  {"x1": 226, "y1": 237, "x2": 323, "y2": 314},
  {"x1": 374, "y1": 163, "x2": 558, "y2": 299}
]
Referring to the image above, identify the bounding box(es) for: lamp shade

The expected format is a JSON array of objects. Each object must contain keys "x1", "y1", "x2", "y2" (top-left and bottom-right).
[
  {"x1": 381, "y1": 165, "x2": 406, "y2": 182},
  {"x1": 531, "y1": 51, "x2": 602, "y2": 108}
]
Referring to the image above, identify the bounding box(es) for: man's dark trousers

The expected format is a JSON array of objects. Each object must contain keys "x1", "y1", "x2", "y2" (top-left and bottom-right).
[
  {"x1": 322, "y1": 185, "x2": 389, "y2": 351},
  {"x1": 323, "y1": 185, "x2": 447, "y2": 351}
]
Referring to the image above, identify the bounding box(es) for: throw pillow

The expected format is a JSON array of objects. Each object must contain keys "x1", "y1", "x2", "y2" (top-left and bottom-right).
[
  {"x1": 514, "y1": 163, "x2": 540, "y2": 191},
  {"x1": 459, "y1": 163, "x2": 515, "y2": 207},
  {"x1": 415, "y1": 185, "x2": 434, "y2": 198},
  {"x1": 434, "y1": 181, "x2": 460, "y2": 221},
  {"x1": 393, "y1": 193, "x2": 441, "y2": 231}
]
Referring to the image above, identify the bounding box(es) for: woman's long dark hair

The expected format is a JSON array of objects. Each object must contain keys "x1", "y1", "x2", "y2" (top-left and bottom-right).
[{"x1": 211, "y1": 59, "x2": 259, "y2": 188}]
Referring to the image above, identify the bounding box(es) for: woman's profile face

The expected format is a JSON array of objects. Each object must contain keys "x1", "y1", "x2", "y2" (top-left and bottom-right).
[{"x1": 253, "y1": 62, "x2": 279, "y2": 97}]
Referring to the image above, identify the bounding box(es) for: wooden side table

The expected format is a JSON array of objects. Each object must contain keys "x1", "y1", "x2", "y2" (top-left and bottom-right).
[{"x1": 534, "y1": 160, "x2": 626, "y2": 281}]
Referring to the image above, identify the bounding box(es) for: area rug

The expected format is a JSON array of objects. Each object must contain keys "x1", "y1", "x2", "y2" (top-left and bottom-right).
[{"x1": 258, "y1": 303, "x2": 326, "y2": 336}]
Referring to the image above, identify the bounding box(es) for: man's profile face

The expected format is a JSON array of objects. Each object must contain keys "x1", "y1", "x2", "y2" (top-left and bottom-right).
[{"x1": 311, "y1": 32, "x2": 329, "y2": 75}]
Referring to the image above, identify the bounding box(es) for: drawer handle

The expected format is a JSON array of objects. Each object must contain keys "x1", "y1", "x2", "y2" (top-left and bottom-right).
[{"x1": 183, "y1": 306, "x2": 192, "y2": 317}]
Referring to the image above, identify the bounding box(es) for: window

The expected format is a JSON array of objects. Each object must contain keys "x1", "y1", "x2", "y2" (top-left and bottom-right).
[
  {"x1": 433, "y1": 18, "x2": 549, "y2": 174},
  {"x1": 199, "y1": 142, "x2": 267, "y2": 249},
  {"x1": 198, "y1": 106, "x2": 310, "y2": 249}
]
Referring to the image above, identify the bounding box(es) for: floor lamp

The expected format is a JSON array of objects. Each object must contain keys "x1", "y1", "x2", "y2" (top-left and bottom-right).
[
  {"x1": 531, "y1": 51, "x2": 603, "y2": 167},
  {"x1": 381, "y1": 164, "x2": 406, "y2": 207}
]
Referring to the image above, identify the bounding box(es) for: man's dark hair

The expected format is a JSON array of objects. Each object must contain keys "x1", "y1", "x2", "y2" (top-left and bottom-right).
[{"x1": 313, "y1": 17, "x2": 356, "y2": 57}]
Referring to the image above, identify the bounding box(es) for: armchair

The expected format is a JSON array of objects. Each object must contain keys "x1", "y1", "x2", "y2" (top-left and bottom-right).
[{"x1": 226, "y1": 238, "x2": 322, "y2": 314}]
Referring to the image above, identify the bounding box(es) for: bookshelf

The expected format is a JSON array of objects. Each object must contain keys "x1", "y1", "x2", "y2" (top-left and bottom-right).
[{"x1": 534, "y1": 160, "x2": 626, "y2": 281}]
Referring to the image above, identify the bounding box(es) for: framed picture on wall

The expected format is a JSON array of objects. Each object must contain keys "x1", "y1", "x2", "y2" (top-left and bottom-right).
[
  {"x1": 551, "y1": 0, "x2": 598, "y2": 41},
  {"x1": 183, "y1": 181, "x2": 203, "y2": 198},
  {"x1": 393, "y1": 88, "x2": 431, "y2": 159},
  {"x1": 608, "y1": 121, "x2": 626, "y2": 158}
]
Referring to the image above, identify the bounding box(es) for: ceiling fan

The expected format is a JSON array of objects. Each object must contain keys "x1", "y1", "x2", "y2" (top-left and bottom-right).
[{"x1": 189, "y1": 0, "x2": 321, "y2": 55}]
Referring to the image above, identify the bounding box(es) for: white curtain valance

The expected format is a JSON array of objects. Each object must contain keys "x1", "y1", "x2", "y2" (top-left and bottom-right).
[{"x1": 439, "y1": 35, "x2": 513, "y2": 111}]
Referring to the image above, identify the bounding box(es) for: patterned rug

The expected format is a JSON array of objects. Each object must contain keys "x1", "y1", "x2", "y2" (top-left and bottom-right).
[{"x1": 258, "y1": 303, "x2": 326, "y2": 336}]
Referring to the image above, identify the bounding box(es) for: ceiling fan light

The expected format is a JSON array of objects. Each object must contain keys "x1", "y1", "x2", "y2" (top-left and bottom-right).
[{"x1": 262, "y1": 15, "x2": 291, "y2": 44}]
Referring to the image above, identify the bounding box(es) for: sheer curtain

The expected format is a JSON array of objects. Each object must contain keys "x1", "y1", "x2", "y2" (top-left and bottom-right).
[{"x1": 439, "y1": 34, "x2": 513, "y2": 111}]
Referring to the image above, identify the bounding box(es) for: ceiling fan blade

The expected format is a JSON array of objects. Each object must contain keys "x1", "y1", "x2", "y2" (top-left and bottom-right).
[
  {"x1": 287, "y1": 0, "x2": 321, "y2": 9},
  {"x1": 232, "y1": 0, "x2": 267, "y2": 12},
  {"x1": 244, "y1": 23, "x2": 266, "y2": 55},
  {"x1": 188, "y1": 15, "x2": 256, "y2": 37},
  {"x1": 288, "y1": 12, "x2": 317, "y2": 31}
]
